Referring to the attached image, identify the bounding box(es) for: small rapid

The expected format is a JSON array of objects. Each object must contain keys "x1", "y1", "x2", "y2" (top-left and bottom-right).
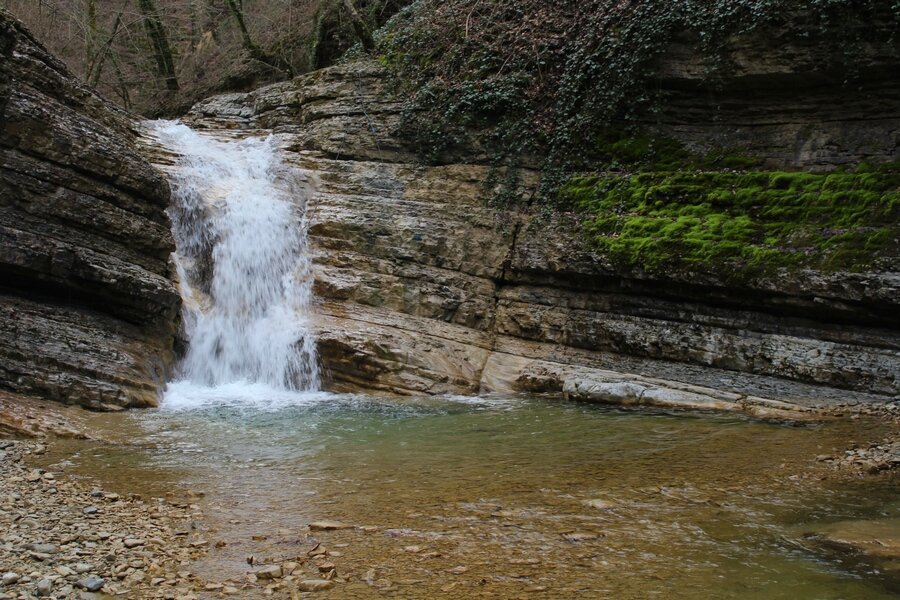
[{"x1": 149, "y1": 122, "x2": 319, "y2": 407}]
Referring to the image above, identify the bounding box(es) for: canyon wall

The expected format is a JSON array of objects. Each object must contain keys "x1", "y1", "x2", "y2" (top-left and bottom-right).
[
  {"x1": 181, "y1": 27, "x2": 899, "y2": 415},
  {"x1": 0, "y1": 11, "x2": 179, "y2": 409},
  {"x1": 3, "y1": 6, "x2": 897, "y2": 415}
]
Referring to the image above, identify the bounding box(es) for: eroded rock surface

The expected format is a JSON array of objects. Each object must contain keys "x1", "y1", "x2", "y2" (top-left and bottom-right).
[
  {"x1": 169, "y1": 19, "x2": 900, "y2": 414},
  {"x1": 0, "y1": 11, "x2": 179, "y2": 408}
]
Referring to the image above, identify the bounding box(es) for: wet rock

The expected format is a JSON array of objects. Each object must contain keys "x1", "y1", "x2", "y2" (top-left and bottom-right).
[
  {"x1": 296, "y1": 579, "x2": 335, "y2": 592},
  {"x1": 317, "y1": 562, "x2": 335, "y2": 573},
  {"x1": 308, "y1": 521, "x2": 354, "y2": 531},
  {"x1": 828, "y1": 436, "x2": 900, "y2": 474},
  {"x1": 255, "y1": 565, "x2": 282, "y2": 580},
  {"x1": 806, "y1": 517, "x2": 900, "y2": 569},
  {"x1": 76, "y1": 577, "x2": 105, "y2": 592}
]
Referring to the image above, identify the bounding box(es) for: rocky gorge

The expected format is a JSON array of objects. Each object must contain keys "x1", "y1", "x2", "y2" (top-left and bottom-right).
[
  {"x1": 1, "y1": 5, "x2": 898, "y2": 417},
  {"x1": 1, "y1": 3, "x2": 899, "y2": 597},
  {"x1": 176, "y1": 47, "x2": 899, "y2": 417}
]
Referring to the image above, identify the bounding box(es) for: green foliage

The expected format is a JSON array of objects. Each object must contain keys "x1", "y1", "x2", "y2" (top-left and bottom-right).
[
  {"x1": 560, "y1": 164, "x2": 900, "y2": 276},
  {"x1": 377, "y1": 0, "x2": 900, "y2": 199}
]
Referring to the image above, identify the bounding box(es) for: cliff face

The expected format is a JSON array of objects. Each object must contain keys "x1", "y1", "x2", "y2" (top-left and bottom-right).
[
  {"x1": 180, "y1": 39, "x2": 899, "y2": 415},
  {"x1": 0, "y1": 11, "x2": 179, "y2": 409},
  {"x1": 649, "y1": 9, "x2": 900, "y2": 170}
]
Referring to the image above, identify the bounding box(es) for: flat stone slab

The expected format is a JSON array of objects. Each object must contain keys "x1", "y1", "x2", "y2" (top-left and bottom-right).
[
  {"x1": 805, "y1": 518, "x2": 900, "y2": 572},
  {"x1": 308, "y1": 521, "x2": 355, "y2": 531}
]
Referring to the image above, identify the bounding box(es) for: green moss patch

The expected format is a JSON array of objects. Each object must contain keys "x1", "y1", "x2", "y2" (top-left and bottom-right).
[{"x1": 560, "y1": 165, "x2": 900, "y2": 276}]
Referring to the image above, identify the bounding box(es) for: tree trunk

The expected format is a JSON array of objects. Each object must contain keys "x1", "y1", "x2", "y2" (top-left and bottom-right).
[
  {"x1": 84, "y1": 0, "x2": 98, "y2": 74},
  {"x1": 87, "y1": 12, "x2": 123, "y2": 87},
  {"x1": 341, "y1": 0, "x2": 375, "y2": 52},
  {"x1": 136, "y1": 0, "x2": 179, "y2": 92},
  {"x1": 223, "y1": 0, "x2": 293, "y2": 76}
]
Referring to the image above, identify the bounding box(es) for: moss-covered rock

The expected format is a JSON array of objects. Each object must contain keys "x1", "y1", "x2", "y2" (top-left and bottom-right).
[{"x1": 560, "y1": 163, "x2": 900, "y2": 277}]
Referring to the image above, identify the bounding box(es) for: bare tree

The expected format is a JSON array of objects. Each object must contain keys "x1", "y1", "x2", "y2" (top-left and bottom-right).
[
  {"x1": 136, "y1": 0, "x2": 178, "y2": 91},
  {"x1": 3, "y1": 0, "x2": 412, "y2": 115},
  {"x1": 223, "y1": 0, "x2": 294, "y2": 75},
  {"x1": 341, "y1": 0, "x2": 374, "y2": 51},
  {"x1": 84, "y1": 0, "x2": 98, "y2": 73}
]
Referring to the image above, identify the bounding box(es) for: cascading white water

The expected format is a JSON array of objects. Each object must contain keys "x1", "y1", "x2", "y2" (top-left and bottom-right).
[{"x1": 150, "y1": 121, "x2": 319, "y2": 404}]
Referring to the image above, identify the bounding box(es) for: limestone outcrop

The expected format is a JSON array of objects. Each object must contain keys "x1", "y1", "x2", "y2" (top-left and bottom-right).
[
  {"x1": 0, "y1": 11, "x2": 179, "y2": 409},
  {"x1": 176, "y1": 40, "x2": 899, "y2": 414}
]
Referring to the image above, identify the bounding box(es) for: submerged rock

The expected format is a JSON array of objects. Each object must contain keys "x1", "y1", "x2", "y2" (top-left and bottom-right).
[
  {"x1": 309, "y1": 521, "x2": 355, "y2": 531},
  {"x1": 296, "y1": 579, "x2": 335, "y2": 591},
  {"x1": 806, "y1": 518, "x2": 900, "y2": 572}
]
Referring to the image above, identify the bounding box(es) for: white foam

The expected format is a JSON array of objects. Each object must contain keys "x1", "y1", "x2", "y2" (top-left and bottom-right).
[
  {"x1": 149, "y1": 120, "x2": 319, "y2": 405},
  {"x1": 161, "y1": 380, "x2": 333, "y2": 412}
]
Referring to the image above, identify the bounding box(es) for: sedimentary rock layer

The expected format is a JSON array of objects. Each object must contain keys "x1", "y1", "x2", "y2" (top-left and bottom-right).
[
  {"x1": 0, "y1": 11, "x2": 179, "y2": 409},
  {"x1": 177, "y1": 42, "x2": 898, "y2": 413}
]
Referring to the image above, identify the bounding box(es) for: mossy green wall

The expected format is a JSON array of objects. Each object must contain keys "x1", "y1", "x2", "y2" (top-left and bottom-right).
[{"x1": 560, "y1": 163, "x2": 899, "y2": 277}]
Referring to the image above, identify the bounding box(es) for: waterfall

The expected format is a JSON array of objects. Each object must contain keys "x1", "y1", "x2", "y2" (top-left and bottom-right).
[{"x1": 150, "y1": 121, "x2": 319, "y2": 403}]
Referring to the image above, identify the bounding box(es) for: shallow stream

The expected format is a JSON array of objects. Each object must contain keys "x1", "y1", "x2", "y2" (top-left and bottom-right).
[{"x1": 39, "y1": 390, "x2": 899, "y2": 599}]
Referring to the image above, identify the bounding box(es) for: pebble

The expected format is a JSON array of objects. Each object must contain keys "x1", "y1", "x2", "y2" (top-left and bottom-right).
[
  {"x1": 829, "y1": 437, "x2": 900, "y2": 474},
  {"x1": 35, "y1": 578, "x2": 51, "y2": 596},
  {"x1": 0, "y1": 440, "x2": 206, "y2": 600},
  {"x1": 25, "y1": 543, "x2": 57, "y2": 554},
  {"x1": 76, "y1": 576, "x2": 105, "y2": 592},
  {"x1": 256, "y1": 565, "x2": 282, "y2": 580},
  {"x1": 317, "y1": 562, "x2": 335, "y2": 573}
]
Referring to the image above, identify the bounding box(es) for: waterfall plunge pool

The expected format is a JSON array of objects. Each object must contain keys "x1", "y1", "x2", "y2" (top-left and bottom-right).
[
  {"x1": 37, "y1": 390, "x2": 899, "y2": 599},
  {"x1": 116, "y1": 122, "x2": 899, "y2": 597}
]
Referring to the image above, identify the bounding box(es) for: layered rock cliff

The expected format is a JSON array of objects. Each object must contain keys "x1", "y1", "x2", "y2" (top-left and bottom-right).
[
  {"x1": 177, "y1": 35, "x2": 899, "y2": 415},
  {"x1": 0, "y1": 11, "x2": 179, "y2": 409}
]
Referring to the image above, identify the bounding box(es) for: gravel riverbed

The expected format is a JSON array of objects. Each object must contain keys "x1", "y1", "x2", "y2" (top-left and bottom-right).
[{"x1": 0, "y1": 439, "x2": 210, "y2": 600}]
